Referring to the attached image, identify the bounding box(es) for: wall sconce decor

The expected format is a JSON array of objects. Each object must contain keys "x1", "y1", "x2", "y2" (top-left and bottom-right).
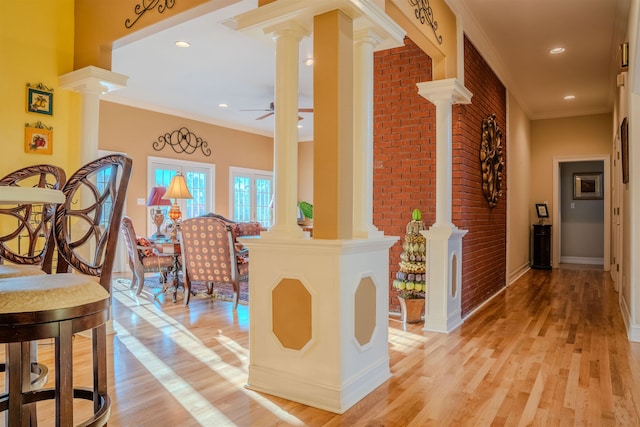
[
  {"x1": 24, "y1": 121, "x2": 53, "y2": 155},
  {"x1": 163, "y1": 172, "x2": 193, "y2": 239},
  {"x1": 125, "y1": 0, "x2": 175, "y2": 29},
  {"x1": 153, "y1": 127, "x2": 211, "y2": 157},
  {"x1": 480, "y1": 113, "x2": 504, "y2": 208},
  {"x1": 409, "y1": 0, "x2": 443, "y2": 44},
  {"x1": 147, "y1": 186, "x2": 171, "y2": 239},
  {"x1": 26, "y1": 82, "x2": 53, "y2": 116}
]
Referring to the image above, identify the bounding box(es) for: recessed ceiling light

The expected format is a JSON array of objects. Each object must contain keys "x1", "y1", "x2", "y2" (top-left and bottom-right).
[
  {"x1": 304, "y1": 58, "x2": 314, "y2": 66},
  {"x1": 175, "y1": 41, "x2": 191, "y2": 48},
  {"x1": 550, "y1": 47, "x2": 565, "y2": 54},
  {"x1": 297, "y1": 124, "x2": 303, "y2": 128},
  {"x1": 218, "y1": 103, "x2": 229, "y2": 108},
  {"x1": 564, "y1": 95, "x2": 576, "y2": 100}
]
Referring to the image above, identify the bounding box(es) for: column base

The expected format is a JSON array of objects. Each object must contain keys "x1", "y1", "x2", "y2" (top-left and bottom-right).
[
  {"x1": 241, "y1": 235, "x2": 397, "y2": 414},
  {"x1": 421, "y1": 225, "x2": 467, "y2": 333}
]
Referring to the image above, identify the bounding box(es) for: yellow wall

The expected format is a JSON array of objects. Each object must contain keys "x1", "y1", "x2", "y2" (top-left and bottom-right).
[
  {"x1": 99, "y1": 101, "x2": 274, "y2": 233},
  {"x1": 0, "y1": 0, "x2": 80, "y2": 178},
  {"x1": 530, "y1": 113, "x2": 612, "y2": 225}
]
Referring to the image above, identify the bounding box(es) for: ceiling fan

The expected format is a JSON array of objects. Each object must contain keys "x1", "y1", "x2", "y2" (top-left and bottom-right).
[{"x1": 241, "y1": 101, "x2": 313, "y2": 120}]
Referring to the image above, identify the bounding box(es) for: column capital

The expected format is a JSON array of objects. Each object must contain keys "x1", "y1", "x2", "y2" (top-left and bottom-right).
[
  {"x1": 353, "y1": 28, "x2": 384, "y2": 46},
  {"x1": 59, "y1": 66, "x2": 128, "y2": 95},
  {"x1": 416, "y1": 78, "x2": 472, "y2": 105},
  {"x1": 265, "y1": 19, "x2": 310, "y2": 41}
]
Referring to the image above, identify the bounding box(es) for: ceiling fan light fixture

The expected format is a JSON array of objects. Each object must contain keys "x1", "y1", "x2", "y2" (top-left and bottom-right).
[
  {"x1": 563, "y1": 95, "x2": 575, "y2": 100},
  {"x1": 218, "y1": 103, "x2": 229, "y2": 108},
  {"x1": 549, "y1": 47, "x2": 565, "y2": 55},
  {"x1": 175, "y1": 41, "x2": 191, "y2": 48}
]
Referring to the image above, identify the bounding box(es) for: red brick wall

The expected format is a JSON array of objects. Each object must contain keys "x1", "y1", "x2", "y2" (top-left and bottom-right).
[
  {"x1": 373, "y1": 36, "x2": 507, "y2": 316},
  {"x1": 373, "y1": 38, "x2": 435, "y2": 313},
  {"x1": 454, "y1": 37, "x2": 507, "y2": 316}
]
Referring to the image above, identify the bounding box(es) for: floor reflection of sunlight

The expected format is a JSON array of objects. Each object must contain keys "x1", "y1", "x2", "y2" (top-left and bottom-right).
[
  {"x1": 112, "y1": 287, "x2": 304, "y2": 426},
  {"x1": 388, "y1": 327, "x2": 429, "y2": 353},
  {"x1": 113, "y1": 320, "x2": 233, "y2": 425}
]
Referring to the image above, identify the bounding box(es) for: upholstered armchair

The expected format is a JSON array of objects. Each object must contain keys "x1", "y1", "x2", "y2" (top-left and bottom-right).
[
  {"x1": 120, "y1": 215, "x2": 175, "y2": 295},
  {"x1": 180, "y1": 216, "x2": 249, "y2": 308}
]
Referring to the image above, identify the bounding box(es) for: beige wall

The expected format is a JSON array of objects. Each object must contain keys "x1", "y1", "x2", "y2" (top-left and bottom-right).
[
  {"x1": 530, "y1": 113, "x2": 612, "y2": 226},
  {"x1": 506, "y1": 93, "x2": 531, "y2": 282},
  {"x1": 99, "y1": 101, "x2": 273, "y2": 233}
]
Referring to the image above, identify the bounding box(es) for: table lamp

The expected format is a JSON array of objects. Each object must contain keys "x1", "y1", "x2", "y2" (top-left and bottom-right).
[
  {"x1": 147, "y1": 187, "x2": 171, "y2": 239},
  {"x1": 163, "y1": 172, "x2": 193, "y2": 239}
]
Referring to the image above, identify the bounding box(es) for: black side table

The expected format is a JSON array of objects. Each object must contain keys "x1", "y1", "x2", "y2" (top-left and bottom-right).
[{"x1": 532, "y1": 224, "x2": 552, "y2": 270}]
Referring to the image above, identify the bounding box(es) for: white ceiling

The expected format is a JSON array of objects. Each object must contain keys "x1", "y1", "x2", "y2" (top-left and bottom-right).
[{"x1": 104, "y1": 0, "x2": 630, "y2": 142}]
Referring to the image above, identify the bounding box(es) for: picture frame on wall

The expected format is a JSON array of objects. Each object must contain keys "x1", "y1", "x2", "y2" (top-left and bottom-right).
[
  {"x1": 25, "y1": 123, "x2": 53, "y2": 155},
  {"x1": 621, "y1": 117, "x2": 629, "y2": 184},
  {"x1": 573, "y1": 172, "x2": 603, "y2": 200},
  {"x1": 535, "y1": 203, "x2": 549, "y2": 219},
  {"x1": 26, "y1": 83, "x2": 53, "y2": 116}
]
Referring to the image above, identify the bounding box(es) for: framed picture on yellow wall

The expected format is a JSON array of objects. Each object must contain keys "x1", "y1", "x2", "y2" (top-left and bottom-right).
[
  {"x1": 26, "y1": 82, "x2": 54, "y2": 116},
  {"x1": 25, "y1": 124, "x2": 53, "y2": 155}
]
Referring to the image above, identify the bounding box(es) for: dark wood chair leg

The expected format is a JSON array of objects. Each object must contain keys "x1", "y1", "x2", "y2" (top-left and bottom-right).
[{"x1": 56, "y1": 321, "x2": 74, "y2": 427}]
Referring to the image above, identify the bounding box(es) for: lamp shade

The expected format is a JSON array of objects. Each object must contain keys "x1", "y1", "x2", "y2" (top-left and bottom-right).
[
  {"x1": 147, "y1": 187, "x2": 171, "y2": 206},
  {"x1": 163, "y1": 172, "x2": 193, "y2": 200}
]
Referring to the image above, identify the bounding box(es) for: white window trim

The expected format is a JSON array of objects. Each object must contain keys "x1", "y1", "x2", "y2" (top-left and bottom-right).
[
  {"x1": 147, "y1": 156, "x2": 215, "y2": 234},
  {"x1": 229, "y1": 166, "x2": 273, "y2": 223}
]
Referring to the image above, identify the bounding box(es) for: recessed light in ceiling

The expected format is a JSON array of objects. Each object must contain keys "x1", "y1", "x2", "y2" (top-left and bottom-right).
[
  {"x1": 175, "y1": 41, "x2": 191, "y2": 48},
  {"x1": 304, "y1": 58, "x2": 314, "y2": 66},
  {"x1": 298, "y1": 124, "x2": 303, "y2": 128},
  {"x1": 550, "y1": 47, "x2": 565, "y2": 54},
  {"x1": 218, "y1": 103, "x2": 228, "y2": 108},
  {"x1": 564, "y1": 95, "x2": 576, "y2": 100}
]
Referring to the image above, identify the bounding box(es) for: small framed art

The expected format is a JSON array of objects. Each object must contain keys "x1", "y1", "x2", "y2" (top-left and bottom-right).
[
  {"x1": 535, "y1": 203, "x2": 549, "y2": 219},
  {"x1": 25, "y1": 124, "x2": 53, "y2": 155},
  {"x1": 26, "y1": 83, "x2": 53, "y2": 116},
  {"x1": 574, "y1": 172, "x2": 603, "y2": 200}
]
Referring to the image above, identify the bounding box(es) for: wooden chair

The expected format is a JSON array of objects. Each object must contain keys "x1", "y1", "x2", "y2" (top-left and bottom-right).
[
  {"x1": 0, "y1": 154, "x2": 133, "y2": 426},
  {"x1": 0, "y1": 164, "x2": 66, "y2": 277},
  {"x1": 180, "y1": 216, "x2": 248, "y2": 308},
  {"x1": 120, "y1": 215, "x2": 175, "y2": 295}
]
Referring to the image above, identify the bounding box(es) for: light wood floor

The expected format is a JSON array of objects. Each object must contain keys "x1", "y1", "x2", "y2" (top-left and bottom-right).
[{"x1": 3, "y1": 265, "x2": 640, "y2": 426}]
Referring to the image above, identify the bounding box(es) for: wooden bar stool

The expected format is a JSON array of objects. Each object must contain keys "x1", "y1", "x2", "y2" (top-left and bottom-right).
[{"x1": 0, "y1": 154, "x2": 132, "y2": 426}]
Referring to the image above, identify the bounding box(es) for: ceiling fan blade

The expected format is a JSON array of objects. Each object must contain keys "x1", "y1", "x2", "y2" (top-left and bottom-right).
[
  {"x1": 240, "y1": 109, "x2": 272, "y2": 112},
  {"x1": 298, "y1": 108, "x2": 313, "y2": 113},
  {"x1": 256, "y1": 112, "x2": 274, "y2": 120},
  {"x1": 298, "y1": 116, "x2": 304, "y2": 121}
]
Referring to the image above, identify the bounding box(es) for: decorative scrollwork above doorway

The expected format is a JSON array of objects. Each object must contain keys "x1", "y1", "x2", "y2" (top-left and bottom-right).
[{"x1": 480, "y1": 114, "x2": 504, "y2": 208}]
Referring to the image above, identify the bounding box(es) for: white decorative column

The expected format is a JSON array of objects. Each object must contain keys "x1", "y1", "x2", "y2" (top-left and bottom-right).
[
  {"x1": 59, "y1": 66, "x2": 128, "y2": 335},
  {"x1": 235, "y1": 0, "x2": 403, "y2": 414},
  {"x1": 416, "y1": 78, "x2": 472, "y2": 333},
  {"x1": 59, "y1": 66, "x2": 128, "y2": 164},
  {"x1": 262, "y1": 21, "x2": 309, "y2": 239},
  {"x1": 353, "y1": 29, "x2": 384, "y2": 238}
]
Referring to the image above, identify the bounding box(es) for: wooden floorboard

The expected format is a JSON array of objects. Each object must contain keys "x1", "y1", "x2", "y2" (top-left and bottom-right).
[{"x1": 2, "y1": 265, "x2": 640, "y2": 426}]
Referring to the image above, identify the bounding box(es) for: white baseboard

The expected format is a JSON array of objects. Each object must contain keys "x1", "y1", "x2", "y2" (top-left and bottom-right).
[
  {"x1": 559, "y1": 256, "x2": 604, "y2": 265},
  {"x1": 620, "y1": 294, "x2": 640, "y2": 342},
  {"x1": 509, "y1": 262, "x2": 530, "y2": 285}
]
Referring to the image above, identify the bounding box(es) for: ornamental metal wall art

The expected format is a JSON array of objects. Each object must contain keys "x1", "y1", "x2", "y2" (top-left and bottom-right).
[
  {"x1": 480, "y1": 114, "x2": 504, "y2": 208},
  {"x1": 125, "y1": 0, "x2": 175, "y2": 29},
  {"x1": 409, "y1": 0, "x2": 443, "y2": 44},
  {"x1": 153, "y1": 127, "x2": 211, "y2": 157}
]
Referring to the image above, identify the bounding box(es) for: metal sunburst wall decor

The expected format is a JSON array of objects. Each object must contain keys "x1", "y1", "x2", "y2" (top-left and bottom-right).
[
  {"x1": 153, "y1": 127, "x2": 211, "y2": 157},
  {"x1": 409, "y1": 0, "x2": 443, "y2": 44},
  {"x1": 480, "y1": 114, "x2": 504, "y2": 208}
]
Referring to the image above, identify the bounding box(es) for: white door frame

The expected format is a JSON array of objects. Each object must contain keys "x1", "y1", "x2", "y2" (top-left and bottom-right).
[{"x1": 552, "y1": 155, "x2": 611, "y2": 270}]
